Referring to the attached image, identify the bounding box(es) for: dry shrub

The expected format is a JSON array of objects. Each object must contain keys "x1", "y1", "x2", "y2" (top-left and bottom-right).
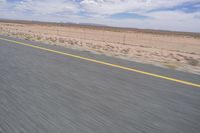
[
  {"x1": 58, "y1": 38, "x2": 65, "y2": 43},
  {"x1": 187, "y1": 58, "x2": 199, "y2": 66},
  {"x1": 120, "y1": 48, "x2": 131, "y2": 54},
  {"x1": 68, "y1": 40, "x2": 75, "y2": 45},
  {"x1": 24, "y1": 34, "x2": 32, "y2": 40},
  {"x1": 37, "y1": 36, "x2": 42, "y2": 40}
]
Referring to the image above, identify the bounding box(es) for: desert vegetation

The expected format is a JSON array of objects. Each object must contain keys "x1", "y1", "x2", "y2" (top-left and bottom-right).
[{"x1": 0, "y1": 20, "x2": 200, "y2": 74}]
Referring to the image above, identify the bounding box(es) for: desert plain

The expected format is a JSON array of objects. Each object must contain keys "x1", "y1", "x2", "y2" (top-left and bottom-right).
[{"x1": 0, "y1": 20, "x2": 200, "y2": 74}]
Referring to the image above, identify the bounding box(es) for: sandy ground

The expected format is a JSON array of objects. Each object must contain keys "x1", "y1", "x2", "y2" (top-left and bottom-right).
[{"x1": 0, "y1": 22, "x2": 200, "y2": 74}]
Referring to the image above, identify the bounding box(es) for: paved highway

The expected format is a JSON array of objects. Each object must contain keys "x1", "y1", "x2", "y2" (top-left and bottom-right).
[{"x1": 0, "y1": 35, "x2": 200, "y2": 133}]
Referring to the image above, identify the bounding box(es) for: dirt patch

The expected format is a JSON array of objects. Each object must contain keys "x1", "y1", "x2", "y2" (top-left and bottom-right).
[{"x1": 0, "y1": 21, "x2": 200, "y2": 74}]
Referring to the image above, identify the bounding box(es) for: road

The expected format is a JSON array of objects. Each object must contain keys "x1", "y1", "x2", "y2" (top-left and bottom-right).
[{"x1": 0, "y1": 35, "x2": 200, "y2": 133}]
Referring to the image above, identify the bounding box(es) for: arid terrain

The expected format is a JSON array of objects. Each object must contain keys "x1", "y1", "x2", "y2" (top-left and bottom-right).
[{"x1": 0, "y1": 20, "x2": 200, "y2": 74}]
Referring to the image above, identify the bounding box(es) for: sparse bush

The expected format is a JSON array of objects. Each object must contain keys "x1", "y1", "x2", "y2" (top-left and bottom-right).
[
  {"x1": 187, "y1": 58, "x2": 199, "y2": 66},
  {"x1": 68, "y1": 40, "x2": 75, "y2": 45},
  {"x1": 37, "y1": 36, "x2": 42, "y2": 40},
  {"x1": 120, "y1": 48, "x2": 130, "y2": 54},
  {"x1": 49, "y1": 37, "x2": 56, "y2": 42},
  {"x1": 59, "y1": 38, "x2": 65, "y2": 43},
  {"x1": 25, "y1": 34, "x2": 32, "y2": 40}
]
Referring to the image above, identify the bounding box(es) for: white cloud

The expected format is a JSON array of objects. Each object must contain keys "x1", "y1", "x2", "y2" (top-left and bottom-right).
[
  {"x1": 142, "y1": 11, "x2": 200, "y2": 32},
  {"x1": 80, "y1": 0, "x2": 196, "y2": 15},
  {"x1": 147, "y1": 11, "x2": 198, "y2": 20},
  {"x1": 0, "y1": 0, "x2": 6, "y2": 7},
  {"x1": 0, "y1": 0, "x2": 6, "y2": 3},
  {"x1": 15, "y1": 0, "x2": 79, "y2": 15},
  {"x1": 76, "y1": 11, "x2": 200, "y2": 32}
]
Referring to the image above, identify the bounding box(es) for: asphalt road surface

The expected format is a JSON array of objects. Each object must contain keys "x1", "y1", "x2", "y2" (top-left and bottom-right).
[{"x1": 0, "y1": 35, "x2": 200, "y2": 133}]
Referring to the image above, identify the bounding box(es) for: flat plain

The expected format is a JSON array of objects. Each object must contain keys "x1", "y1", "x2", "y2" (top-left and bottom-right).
[{"x1": 0, "y1": 20, "x2": 200, "y2": 74}]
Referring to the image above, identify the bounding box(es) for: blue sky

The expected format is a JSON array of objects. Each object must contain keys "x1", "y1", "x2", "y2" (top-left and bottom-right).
[{"x1": 0, "y1": 0, "x2": 200, "y2": 32}]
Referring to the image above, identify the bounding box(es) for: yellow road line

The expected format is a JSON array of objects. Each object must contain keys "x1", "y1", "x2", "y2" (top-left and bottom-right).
[{"x1": 0, "y1": 37, "x2": 200, "y2": 88}]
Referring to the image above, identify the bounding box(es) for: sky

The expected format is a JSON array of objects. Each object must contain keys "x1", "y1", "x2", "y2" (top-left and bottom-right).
[{"x1": 0, "y1": 0, "x2": 200, "y2": 32}]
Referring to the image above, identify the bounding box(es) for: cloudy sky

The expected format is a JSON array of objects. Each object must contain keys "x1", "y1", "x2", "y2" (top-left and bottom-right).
[{"x1": 0, "y1": 0, "x2": 200, "y2": 32}]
